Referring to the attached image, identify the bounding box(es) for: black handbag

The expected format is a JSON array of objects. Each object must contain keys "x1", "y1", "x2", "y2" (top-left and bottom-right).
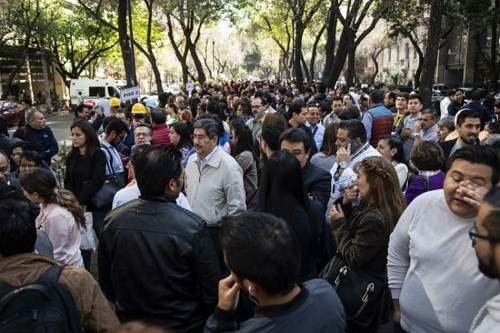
[
  {"x1": 90, "y1": 145, "x2": 126, "y2": 210},
  {"x1": 320, "y1": 253, "x2": 387, "y2": 322}
]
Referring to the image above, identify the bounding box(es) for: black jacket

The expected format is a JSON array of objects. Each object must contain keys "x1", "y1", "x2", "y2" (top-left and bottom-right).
[
  {"x1": 13, "y1": 124, "x2": 59, "y2": 165},
  {"x1": 98, "y1": 195, "x2": 221, "y2": 333},
  {"x1": 302, "y1": 161, "x2": 331, "y2": 212},
  {"x1": 64, "y1": 149, "x2": 106, "y2": 211}
]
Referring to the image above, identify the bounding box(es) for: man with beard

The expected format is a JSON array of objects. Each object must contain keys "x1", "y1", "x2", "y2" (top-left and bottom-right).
[
  {"x1": 388, "y1": 145, "x2": 500, "y2": 333},
  {"x1": 469, "y1": 187, "x2": 500, "y2": 332},
  {"x1": 440, "y1": 109, "x2": 481, "y2": 163}
]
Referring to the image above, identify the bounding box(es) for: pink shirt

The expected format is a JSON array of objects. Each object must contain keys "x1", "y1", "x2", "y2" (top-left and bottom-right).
[{"x1": 36, "y1": 203, "x2": 83, "y2": 267}]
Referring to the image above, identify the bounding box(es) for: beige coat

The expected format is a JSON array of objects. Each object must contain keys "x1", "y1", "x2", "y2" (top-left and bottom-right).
[{"x1": 0, "y1": 254, "x2": 120, "y2": 332}]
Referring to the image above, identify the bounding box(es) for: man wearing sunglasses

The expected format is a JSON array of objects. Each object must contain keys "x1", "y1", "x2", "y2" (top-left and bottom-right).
[{"x1": 469, "y1": 187, "x2": 500, "y2": 332}]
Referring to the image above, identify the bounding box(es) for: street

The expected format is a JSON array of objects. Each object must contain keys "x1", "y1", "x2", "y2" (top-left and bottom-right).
[{"x1": 9, "y1": 110, "x2": 74, "y2": 146}]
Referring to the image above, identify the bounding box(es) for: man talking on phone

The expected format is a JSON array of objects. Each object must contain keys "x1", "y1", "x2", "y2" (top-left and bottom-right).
[
  {"x1": 326, "y1": 120, "x2": 380, "y2": 220},
  {"x1": 204, "y1": 212, "x2": 346, "y2": 332}
]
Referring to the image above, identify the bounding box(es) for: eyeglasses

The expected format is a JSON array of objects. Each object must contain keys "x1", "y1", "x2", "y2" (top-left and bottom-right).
[
  {"x1": 469, "y1": 225, "x2": 500, "y2": 248},
  {"x1": 11, "y1": 152, "x2": 22, "y2": 157},
  {"x1": 191, "y1": 134, "x2": 208, "y2": 141}
]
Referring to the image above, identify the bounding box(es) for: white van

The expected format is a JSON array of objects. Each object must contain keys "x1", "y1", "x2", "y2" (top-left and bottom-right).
[{"x1": 69, "y1": 79, "x2": 126, "y2": 108}]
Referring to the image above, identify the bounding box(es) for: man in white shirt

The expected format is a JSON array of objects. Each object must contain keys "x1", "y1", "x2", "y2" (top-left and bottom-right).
[
  {"x1": 326, "y1": 120, "x2": 380, "y2": 220},
  {"x1": 305, "y1": 100, "x2": 325, "y2": 151},
  {"x1": 112, "y1": 145, "x2": 191, "y2": 210},
  {"x1": 95, "y1": 91, "x2": 111, "y2": 117},
  {"x1": 414, "y1": 108, "x2": 439, "y2": 144},
  {"x1": 469, "y1": 187, "x2": 500, "y2": 333},
  {"x1": 440, "y1": 90, "x2": 454, "y2": 117},
  {"x1": 388, "y1": 145, "x2": 500, "y2": 333}
]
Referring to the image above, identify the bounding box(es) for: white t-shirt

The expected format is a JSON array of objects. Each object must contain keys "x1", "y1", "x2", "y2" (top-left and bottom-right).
[
  {"x1": 388, "y1": 190, "x2": 500, "y2": 332},
  {"x1": 112, "y1": 183, "x2": 191, "y2": 211}
]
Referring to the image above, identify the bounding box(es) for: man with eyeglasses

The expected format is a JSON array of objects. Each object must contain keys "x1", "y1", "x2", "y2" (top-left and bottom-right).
[
  {"x1": 469, "y1": 187, "x2": 500, "y2": 332},
  {"x1": 13, "y1": 109, "x2": 58, "y2": 166},
  {"x1": 246, "y1": 96, "x2": 267, "y2": 140},
  {"x1": 388, "y1": 145, "x2": 500, "y2": 333}
]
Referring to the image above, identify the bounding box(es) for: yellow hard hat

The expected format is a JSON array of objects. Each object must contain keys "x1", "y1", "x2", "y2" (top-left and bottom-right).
[
  {"x1": 110, "y1": 97, "x2": 120, "y2": 107},
  {"x1": 131, "y1": 103, "x2": 146, "y2": 114}
]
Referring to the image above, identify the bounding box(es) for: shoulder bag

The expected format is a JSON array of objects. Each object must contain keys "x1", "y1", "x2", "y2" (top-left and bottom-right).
[{"x1": 90, "y1": 146, "x2": 126, "y2": 210}]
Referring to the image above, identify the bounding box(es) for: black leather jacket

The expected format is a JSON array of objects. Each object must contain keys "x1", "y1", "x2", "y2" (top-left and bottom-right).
[{"x1": 99, "y1": 195, "x2": 222, "y2": 333}]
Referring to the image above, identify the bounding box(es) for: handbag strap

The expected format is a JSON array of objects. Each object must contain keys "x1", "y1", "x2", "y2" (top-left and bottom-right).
[{"x1": 100, "y1": 144, "x2": 116, "y2": 176}]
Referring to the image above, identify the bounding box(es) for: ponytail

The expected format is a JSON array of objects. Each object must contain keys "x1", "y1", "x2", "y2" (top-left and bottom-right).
[{"x1": 54, "y1": 189, "x2": 86, "y2": 230}]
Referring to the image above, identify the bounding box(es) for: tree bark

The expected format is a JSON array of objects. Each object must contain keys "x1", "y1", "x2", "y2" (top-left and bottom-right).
[
  {"x1": 322, "y1": 1, "x2": 337, "y2": 85},
  {"x1": 346, "y1": 42, "x2": 356, "y2": 87},
  {"x1": 419, "y1": 0, "x2": 445, "y2": 108},
  {"x1": 489, "y1": 0, "x2": 499, "y2": 91},
  {"x1": 293, "y1": 22, "x2": 305, "y2": 90},
  {"x1": 118, "y1": 0, "x2": 135, "y2": 87},
  {"x1": 326, "y1": 26, "x2": 351, "y2": 88},
  {"x1": 309, "y1": 22, "x2": 327, "y2": 82}
]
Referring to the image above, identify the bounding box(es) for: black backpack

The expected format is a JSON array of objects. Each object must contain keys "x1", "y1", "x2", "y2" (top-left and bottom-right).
[{"x1": 0, "y1": 265, "x2": 81, "y2": 333}]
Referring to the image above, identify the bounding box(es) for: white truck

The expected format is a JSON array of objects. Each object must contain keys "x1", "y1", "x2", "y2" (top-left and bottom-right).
[{"x1": 69, "y1": 79, "x2": 126, "y2": 108}]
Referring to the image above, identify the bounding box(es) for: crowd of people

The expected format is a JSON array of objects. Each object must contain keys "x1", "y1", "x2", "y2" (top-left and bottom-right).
[{"x1": 0, "y1": 80, "x2": 500, "y2": 333}]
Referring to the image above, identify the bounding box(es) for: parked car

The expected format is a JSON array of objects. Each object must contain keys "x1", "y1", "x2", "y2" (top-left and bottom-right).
[
  {"x1": 0, "y1": 101, "x2": 22, "y2": 126},
  {"x1": 432, "y1": 84, "x2": 450, "y2": 95}
]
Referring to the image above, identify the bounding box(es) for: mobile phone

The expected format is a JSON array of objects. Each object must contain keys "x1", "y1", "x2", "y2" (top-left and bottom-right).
[{"x1": 350, "y1": 139, "x2": 361, "y2": 154}]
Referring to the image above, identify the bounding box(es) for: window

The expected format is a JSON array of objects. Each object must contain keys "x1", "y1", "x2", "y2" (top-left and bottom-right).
[
  {"x1": 89, "y1": 87, "x2": 105, "y2": 97},
  {"x1": 405, "y1": 44, "x2": 410, "y2": 60}
]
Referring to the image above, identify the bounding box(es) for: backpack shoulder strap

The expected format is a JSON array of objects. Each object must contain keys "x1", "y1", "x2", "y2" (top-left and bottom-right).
[
  {"x1": 422, "y1": 175, "x2": 430, "y2": 192},
  {"x1": 36, "y1": 265, "x2": 64, "y2": 284}
]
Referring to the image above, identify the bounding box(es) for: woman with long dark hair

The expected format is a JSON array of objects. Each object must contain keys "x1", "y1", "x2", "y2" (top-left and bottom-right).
[
  {"x1": 64, "y1": 120, "x2": 106, "y2": 270},
  {"x1": 169, "y1": 122, "x2": 194, "y2": 167},
  {"x1": 231, "y1": 125, "x2": 258, "y2": 196},
  {"x1": 255, "y1": 150, "x2": 329, "y2": 281},
  {"x1": 21, "y1": 168, "x2": 85, "y2": 267},
  {"x1": 376, "y1": 134, "x2": 409, "y2": 189},
  {"x1": 329, "y1": 156, "x2": 406, "y2": 331}
]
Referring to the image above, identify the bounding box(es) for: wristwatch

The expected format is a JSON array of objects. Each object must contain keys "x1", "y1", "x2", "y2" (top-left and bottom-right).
[{"x1": 339, "y1": 161, "x2": 348, "y2": 169}]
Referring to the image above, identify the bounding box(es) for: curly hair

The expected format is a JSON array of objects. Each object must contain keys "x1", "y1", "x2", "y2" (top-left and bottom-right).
[{"x1": 410, "y1": 141, "x2": 445, "y2": 171}]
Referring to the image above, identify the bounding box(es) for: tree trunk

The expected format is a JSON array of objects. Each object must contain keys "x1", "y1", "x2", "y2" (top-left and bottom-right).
[
  {"x1": 301, "y1": 51, "x2": 310, "y2": 83},
  {"x1": 346, "y1": 43, "x2": 356, "y2": 87},
  {"x1": 310, "y1": 23, "x2": 327, "y2": 82},
  {"x1": 118, "y1": 0, "x2": 135, "y2": 87},
  {"x1": 370, "y1": 54, "x2": 379, "y2": 86},
  {"x1": 293, "y1": 22, "x2": 305, "y2": 90},
  {"x1": 186, "y1": 38, "x2": 206, "y2": 84},
  {"x1": 326, "y1": 26, "x2": 351, "y2": 88},
  {"x1": 182, "y1": 63, "x2": 189, "y2": 85},
  {"x1": 489, "y1": 0, "x2": 499, "y2": 91},
  {"x1": 322, "y1": 1, "x2": 337, "y2": 85},
  {"x1": 419, "y1": 0, "x2": 444, "y2": 109}
]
